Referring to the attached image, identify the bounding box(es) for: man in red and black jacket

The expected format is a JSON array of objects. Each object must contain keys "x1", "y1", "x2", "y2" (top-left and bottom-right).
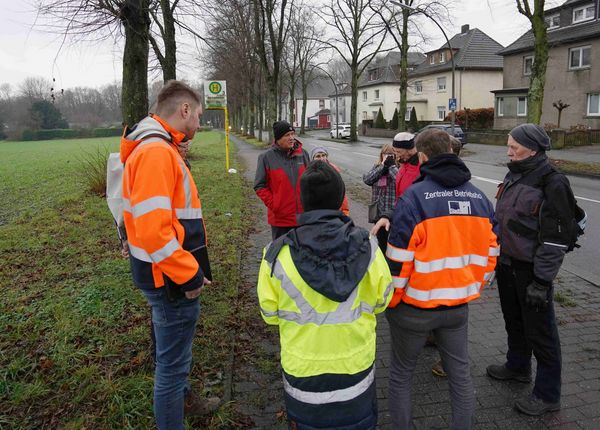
[{"x1": 254, "y1": 121, "x2": 310, "y2": 239}]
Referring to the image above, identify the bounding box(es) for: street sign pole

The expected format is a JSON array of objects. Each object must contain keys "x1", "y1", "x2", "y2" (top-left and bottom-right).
[
  {"x1": 203, "y1": 80, "x2": 230, "y2": 172},
  {"x1": 224, "y1": 107, "x2": 230, "y2": 170}
]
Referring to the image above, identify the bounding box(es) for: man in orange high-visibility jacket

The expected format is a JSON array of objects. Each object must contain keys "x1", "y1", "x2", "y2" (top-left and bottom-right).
[
  {"x1": 121, "y1": 81, "x2": 218, "y2": 429},
  {"x1": 385, "y1": 129, "x2": 499, "y2": 430}
]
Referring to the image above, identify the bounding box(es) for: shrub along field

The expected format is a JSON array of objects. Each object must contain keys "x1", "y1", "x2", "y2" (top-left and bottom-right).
[{"x1": 0, "y1": 132, "x2": 251, "y2": 429}]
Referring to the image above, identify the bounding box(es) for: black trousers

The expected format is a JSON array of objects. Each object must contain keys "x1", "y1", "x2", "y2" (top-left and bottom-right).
[
  {"x1": 375, "y1": 223, "x2": 389, "y2": 254},
  {"x1": 497, "y1": 260, "x2": 562, "y2": 403}
]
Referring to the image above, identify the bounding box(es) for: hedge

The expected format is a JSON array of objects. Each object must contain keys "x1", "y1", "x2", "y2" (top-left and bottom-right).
[
  {"x1": 92, "y1": 127, "x2": 123, "y2": 137},
  {"x1": 21, "y1": 129, "x2": 79, "y2": 141}
]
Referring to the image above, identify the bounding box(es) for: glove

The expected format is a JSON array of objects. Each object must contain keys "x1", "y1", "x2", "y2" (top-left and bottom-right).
[
  {"x1": 525, "y1": 280, "x2": 549, "y2": 309},
  {"x1": 383, "y1": 155, "x2": 395, "y2": 167}
]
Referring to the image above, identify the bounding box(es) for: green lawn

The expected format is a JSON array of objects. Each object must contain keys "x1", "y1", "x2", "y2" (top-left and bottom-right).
[{"x1": 0, "y1": 132, "x2": 250, "y2": 429}]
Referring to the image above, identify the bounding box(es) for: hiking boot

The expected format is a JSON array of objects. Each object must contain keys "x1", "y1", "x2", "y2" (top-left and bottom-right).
[
  {"x1": 183, "y1": 390, "x2": 220, "y2": 416},
  {"x1": 514, "y1": 393, "x2": 560, "y2": 416},
  {"x1": 431, "y1": 359, "x2": 447, "y2": 377},
  {"x1": 486, "y1": 364, "x2": 531, "y2": 383}
]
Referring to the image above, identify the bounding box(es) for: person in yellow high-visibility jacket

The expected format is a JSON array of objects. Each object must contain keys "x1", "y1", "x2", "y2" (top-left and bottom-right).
[{"x1": 257, "y1": 161, "x2": 393, "y2": 430}]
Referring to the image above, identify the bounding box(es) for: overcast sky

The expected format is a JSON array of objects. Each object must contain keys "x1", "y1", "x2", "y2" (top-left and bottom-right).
[{"x1": 0, "y1": 0, "x2": 564, "y2": 91}]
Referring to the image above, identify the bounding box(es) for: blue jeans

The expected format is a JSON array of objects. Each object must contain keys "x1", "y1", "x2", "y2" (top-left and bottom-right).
[{"x1": 142, "y1": 288, "x2": 200, "y2": 430}]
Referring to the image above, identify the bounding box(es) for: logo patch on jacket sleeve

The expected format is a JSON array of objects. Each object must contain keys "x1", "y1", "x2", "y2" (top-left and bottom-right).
[{"x1": 448, "y1": 201, "x2": 471, "y2": 215}]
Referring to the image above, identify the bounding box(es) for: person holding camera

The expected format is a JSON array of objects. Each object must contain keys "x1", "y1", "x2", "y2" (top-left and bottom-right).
[{"x1": 363, "y1": 143, "x2": 399, "y2": 252}]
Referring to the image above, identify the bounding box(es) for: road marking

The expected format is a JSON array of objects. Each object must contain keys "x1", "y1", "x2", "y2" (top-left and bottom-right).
[
  {"x1": 472, "y1": 175, "x2": 501, "y2": 185},
  {"x1": 472, "y1": 176, "x2": 600, "y2": 204},
  {"x1": 309, "y1": 145, "x2": 377, "y2": 158},
  {"x1": 351, "y1": 151, "x2": 377, "y2": 158}
]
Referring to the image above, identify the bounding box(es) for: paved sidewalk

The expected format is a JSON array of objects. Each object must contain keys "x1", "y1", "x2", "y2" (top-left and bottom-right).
[{"x1": 232, "y1": 136, "x2": 600, "y2": 430}]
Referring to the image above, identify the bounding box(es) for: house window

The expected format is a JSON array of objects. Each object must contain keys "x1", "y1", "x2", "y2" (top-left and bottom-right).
[
  {"x1": 497, "y1": 97, "x2": 504, "y2": 117},
  {"x1": 374, "y1": 89, "x2": 380, "y2": 100},
  {"x1": 437, "y1": 77, "x2": 446, "y2": 91},
  {"x1": 429, "y1": 55, "x2": 435, "y2": 65},
  {"x1": 319, "y1": 99, "x2": 325, "y2": 109},
  {"x1": 437, "y1": 106, "x2": 446, "y2": 120},
  {"x1": 362, "y1": 111, "x2": 367, "y2": 120},
  {"x1": 415, "y1": 81, "x2": 423, "y2": 93},
  {"x1": 573, "y1": 4, "x2": 595, "y2": 23},
  {"x1": 405, "y1": 105, "x2": 413, "y2": 121},
  {"x1": 569, "y1": 46, "x2": 591, "y2": 69},
  {"x1": 362, "y1": 91, "x2": 367, "y2": 101},
  {"x1": 327, "y1": 115, "x2": 331, "y2": 122},
  {"x1": 545, "y1": 14, "x2": 560, "y2": 29},
  {"x1": 517, "y1": 97, "x2": 527, "y2": 116},
  {"x1": 372, "y1": 111, "x2": 378, "y2": 120},
  {"x1": 524, "y1": 56, "x2": 533, "y2": 75},
  {"x1": 588, "y1": 93, "x2": 600, "y2": 115},
  {"x1": 439, "y1": 51, "x2": 446, "y2": 63}
]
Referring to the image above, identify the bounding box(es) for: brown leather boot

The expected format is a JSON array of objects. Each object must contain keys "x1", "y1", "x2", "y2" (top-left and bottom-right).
[{"x1": 183, "y1": 390, "x2": 220, "y2": 416}]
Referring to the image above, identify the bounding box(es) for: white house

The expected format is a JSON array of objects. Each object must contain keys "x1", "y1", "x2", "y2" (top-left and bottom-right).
[
  {"x1": 280, "y1": 77, "x2": 335, "y2": 128},
  {"x1": 407, "y1": 25, "x2": 504, "y2": 122},
  {"x1": 356, "y1": 51, "x2": 426, "y2": 124}
]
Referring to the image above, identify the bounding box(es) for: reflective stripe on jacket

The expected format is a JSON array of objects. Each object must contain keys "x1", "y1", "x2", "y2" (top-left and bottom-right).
[
  {"x1": 257, "y1": 235, "x2": 393, "y2": 380},
  {"x1": 386, "y1": 165, "x2": 498, "y2": 309},
  {"x1": 121, "y1": 115, "x2": 205, "y2": 290}
]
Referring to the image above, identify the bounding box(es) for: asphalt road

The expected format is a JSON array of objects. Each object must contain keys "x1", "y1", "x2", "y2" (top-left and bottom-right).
[{"x1": 298, "y1": 130, "x2": 600, "y2": 287}]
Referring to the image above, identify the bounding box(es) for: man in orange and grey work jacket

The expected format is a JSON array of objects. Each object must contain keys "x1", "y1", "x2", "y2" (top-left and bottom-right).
[
  {"x1": 384, "y1": 129, "x2": 499, "y2": 429},
  {"x1": 121, "y1": 81, "x2": 218, "y2": 429}
]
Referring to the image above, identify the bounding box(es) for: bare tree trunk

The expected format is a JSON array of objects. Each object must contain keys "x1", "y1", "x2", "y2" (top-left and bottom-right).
[
  {"x1": 528, "y1": 15, "x2": 548, "y2": 124},
  {"x1": 122, "y1": 0, "x2": 150, "y2": 125},
  {"x1": 257, "y1": 79, "x2": 263, "y2": 141},
  {"x1": 160, "y1": 0, "x2": 177, "y2": 81},
  {"x1": 517, "y1": 0, "x2": 548, "y2": 124},
  {"x1": 350, "y1": 66, "x2": 359, "y2": 140},
  {"x1": 398, "y1": 8, "x2": 410, "y2": 131},
  {"x1": 300, "y1": 76, "x2": 308, "y2": 134}
]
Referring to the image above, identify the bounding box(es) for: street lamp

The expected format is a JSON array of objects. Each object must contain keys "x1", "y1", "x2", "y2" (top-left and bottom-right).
[{"x1": 389, "y1": 1, "x2": 456, "y2": 135}]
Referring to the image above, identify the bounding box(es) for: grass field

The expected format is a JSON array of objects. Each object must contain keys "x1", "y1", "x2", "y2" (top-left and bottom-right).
[{"x1": 0, "y1": 132, "x2": 251, "y2": 429}]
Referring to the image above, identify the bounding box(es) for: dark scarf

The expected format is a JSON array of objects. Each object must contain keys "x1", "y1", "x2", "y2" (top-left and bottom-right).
[{"x1": 507, "y1": 152, "x2": 548, "y2": 175}]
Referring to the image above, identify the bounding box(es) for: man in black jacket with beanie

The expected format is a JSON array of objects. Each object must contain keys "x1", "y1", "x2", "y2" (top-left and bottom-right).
[{"x1": 487, "y1": 124, "x2": 579, "y2": 416}]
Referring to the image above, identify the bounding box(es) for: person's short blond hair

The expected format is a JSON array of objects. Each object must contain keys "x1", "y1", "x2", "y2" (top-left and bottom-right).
[
  {"x1": 379, "y1": 144, "x2": 394, "y2": 164},
  {"x1": 156, "y1": 80, "x2": 201, "y2": 116}
]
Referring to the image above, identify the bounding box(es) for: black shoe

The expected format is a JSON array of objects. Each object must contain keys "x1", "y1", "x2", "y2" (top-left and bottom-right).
[
  {"x1": 486, "y1": 364, "x2": 531, "y2": 383},
  {"x1": 514, "y1": 393, "x2": 560, "y2": 416}
]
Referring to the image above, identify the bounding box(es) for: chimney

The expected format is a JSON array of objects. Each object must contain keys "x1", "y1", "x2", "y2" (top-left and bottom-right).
[{"x1": 461, "y1": 24, "x2": 470, "y2": 34}]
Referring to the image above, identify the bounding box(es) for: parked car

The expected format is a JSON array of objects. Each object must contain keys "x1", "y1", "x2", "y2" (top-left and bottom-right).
[
  {"x1": 417, "y1": 123, "x2": 466, "y2": 146},
  {"x1": 330, "y1": 124, "x2": 351, "y2": 139}
]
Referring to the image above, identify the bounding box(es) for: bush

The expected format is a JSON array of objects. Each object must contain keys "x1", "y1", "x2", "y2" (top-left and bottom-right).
[
  {"x1": 21, "y1": 128, "x2": 79, "y2": 141},
  {"x1": 374, "y1": 108, "x2": 386, "y2": 129},
  {"x1": 408, "y1": 107, "x2": 419, "y2": 132},
  {"x1": 390, "y1": 108, "x2": 399, "y2": 130},
  {"x1": 77, "y1": 146, "x2": 110, "y2": 196},
  {"x1": 92, "y1": 127, "x2": 123, "y2": 138},
  {"x1": 446, "y1": 108, "x2": 494, "y2": 129}
]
